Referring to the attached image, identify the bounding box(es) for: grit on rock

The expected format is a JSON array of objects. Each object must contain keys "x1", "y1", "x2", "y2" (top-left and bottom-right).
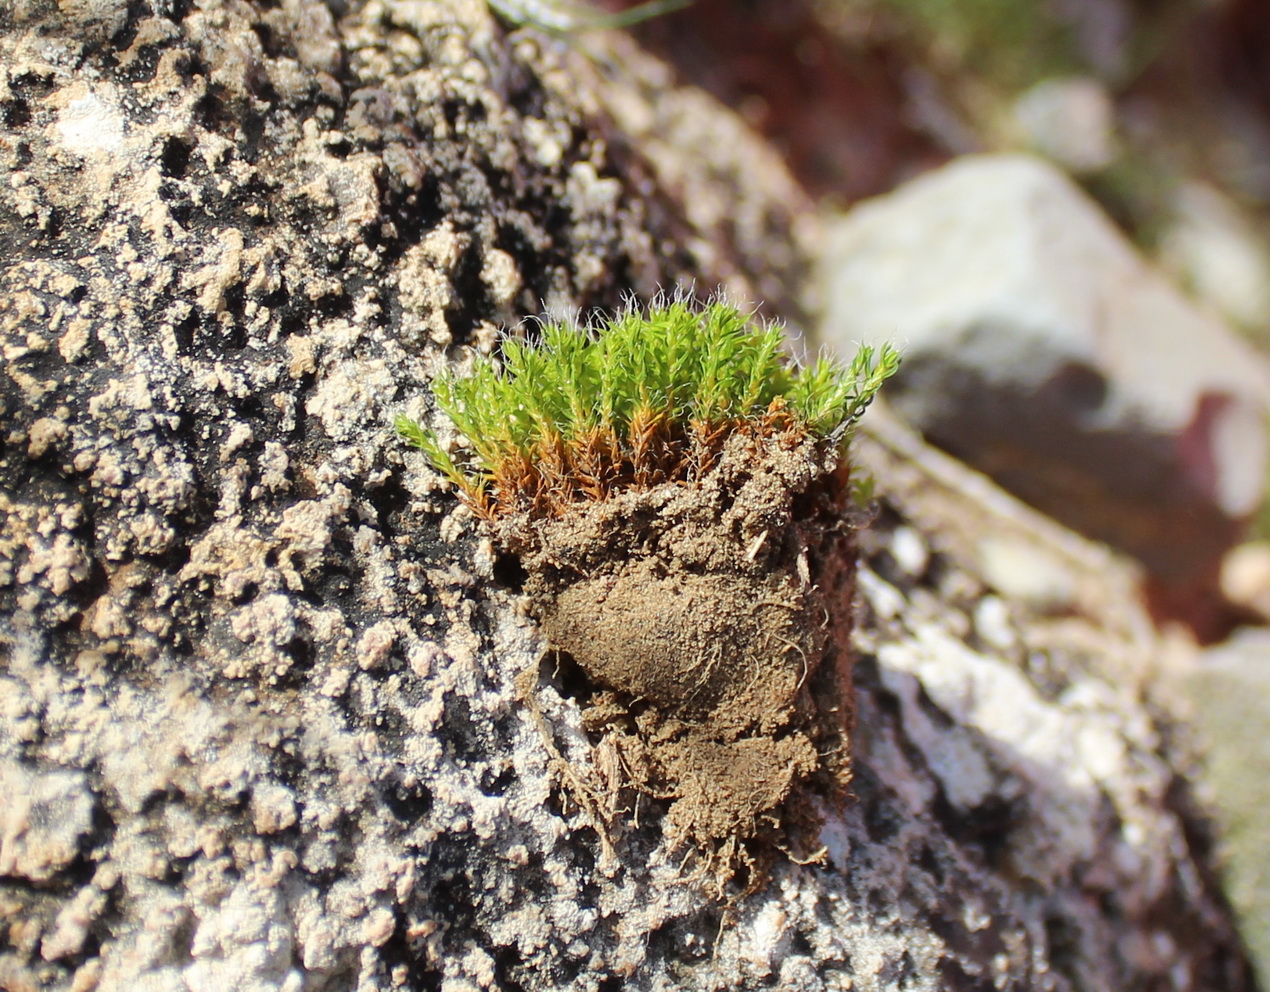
[{"x1": 0, "y1": 1, "x2": 1256, "y2": 990}]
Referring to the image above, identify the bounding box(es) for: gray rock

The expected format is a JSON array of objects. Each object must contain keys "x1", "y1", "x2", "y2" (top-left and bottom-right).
[
  {"x1": 819, "y1": 154, "x2": 1270, "y2": 586},
  {"x1": 1184, "y1": 629, "x2": 1270, "y2": 988},
  {"x1": 0, "y1": 763, "x2": 95, "y2": 884},
  {"x1": 0, "y1": 5, "x2": 1252, "y2": 992}
]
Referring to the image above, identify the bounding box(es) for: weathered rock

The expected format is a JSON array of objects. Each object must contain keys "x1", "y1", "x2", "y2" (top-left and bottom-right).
[
  {"x1": 0, "y1": 4, "x2": 1253, "y2": 992},
  {"x1": 1182, "y1": 628, "x2": 1270, "y2": 988},
  {"x1": 819, "y1": 153, "x2": 1270, "y2": 588}
]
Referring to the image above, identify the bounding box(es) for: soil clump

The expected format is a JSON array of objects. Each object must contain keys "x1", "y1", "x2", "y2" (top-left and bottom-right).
[{"x1": 503, "y1": 428, "x2": 859, "y2": 865}]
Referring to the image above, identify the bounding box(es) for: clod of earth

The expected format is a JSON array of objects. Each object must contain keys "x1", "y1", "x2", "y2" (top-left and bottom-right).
[{"x1": 507, "y1": 429, "x2": 858, "y2": 868}]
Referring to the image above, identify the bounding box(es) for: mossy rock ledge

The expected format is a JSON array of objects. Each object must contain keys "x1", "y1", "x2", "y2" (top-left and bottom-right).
[{"x1": 0, "y1": 1, "x2": 1254, "y2": 990}]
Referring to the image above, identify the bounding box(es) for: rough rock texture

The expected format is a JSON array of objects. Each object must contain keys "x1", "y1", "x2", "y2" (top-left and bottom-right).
[
  {"x1": 0, "y1": 2, "x2": 1255, "y2": 991},
  {"x1": 818, "y1": 154, "x2": 1270, "y2": 589}
]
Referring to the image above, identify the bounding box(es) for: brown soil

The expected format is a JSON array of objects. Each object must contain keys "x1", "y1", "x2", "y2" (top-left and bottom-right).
[{"x1": 504, "y1": 428, "x2": 859, "y2": 872}]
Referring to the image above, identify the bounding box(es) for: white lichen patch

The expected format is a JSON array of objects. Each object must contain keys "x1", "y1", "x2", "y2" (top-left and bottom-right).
[
  {"x1": 0, "y1": 492, "x2": 92, "y2": 621},
  {"x1": 53, "y1": 82, "x2": 126, "y2": 159}
]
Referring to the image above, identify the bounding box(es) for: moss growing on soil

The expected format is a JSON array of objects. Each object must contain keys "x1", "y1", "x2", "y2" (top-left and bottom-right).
[
  {"x1": 400, "y1": 301, "x2": 897, "y2": 881},
  {"x1": 397, "y1": 300, "x2": 898, "y2": 518}
]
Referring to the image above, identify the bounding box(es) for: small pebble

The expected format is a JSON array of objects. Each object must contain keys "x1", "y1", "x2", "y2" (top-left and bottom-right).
[
  {"x1": 977, "y1": 537, "x2": 1077, "y2": 612},
  {"x1": 1222, "y1": 542, "x2": 1270, "y2": 620},
  {"x1": 974, "y1": 596, "x2": 1016, "y2": 652},
  {"x1": 890, "y1": 526, "x2": 929, "y2": 579}
]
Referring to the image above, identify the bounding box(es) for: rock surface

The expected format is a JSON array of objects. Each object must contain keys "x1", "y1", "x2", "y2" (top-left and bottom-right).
[
  {"x1": 1160, "y1": 181, "x2": 1270, "y2": 340},
  {"x1": 1184, "y1": 628, "x2": 1270, "y2": 988},
  {"x1": 0, "y1": 3, "x2": 1254, "y2": 991},
  {"x1": 818, "y1": 153, "x2": 1270, "y2": 588},
  {"x1": 1012, "y1": 76, "x2": 1118, "y2": 174}
]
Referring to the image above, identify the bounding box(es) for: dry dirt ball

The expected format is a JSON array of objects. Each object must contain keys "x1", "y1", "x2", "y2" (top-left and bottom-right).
[{"x1": 502, "y1": 428, "x2": 860, "y2": 874}]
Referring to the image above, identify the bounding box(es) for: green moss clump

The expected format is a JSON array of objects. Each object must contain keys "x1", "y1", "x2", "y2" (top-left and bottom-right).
[{"x1": 397, "y1": 300, "x2": 898, "y2": 516}]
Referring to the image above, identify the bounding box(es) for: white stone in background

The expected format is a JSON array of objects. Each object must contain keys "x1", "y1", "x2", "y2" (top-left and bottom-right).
[
  {"x1": 977, "y1": 535, "x2": 1078, "y2": 612},
  {"x1": 1013, "y1": 76, "x2": 1118, "y2": 174},
  {"x1": 1160, "y1": 182, "x2": 1270, "y2": 336},
  {"x1": 973, "y1": 596, "x2": 1017, "y2": 652},
  {"x1": 819, "y1": 154, "x2": 1270, "y2": 585}
]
